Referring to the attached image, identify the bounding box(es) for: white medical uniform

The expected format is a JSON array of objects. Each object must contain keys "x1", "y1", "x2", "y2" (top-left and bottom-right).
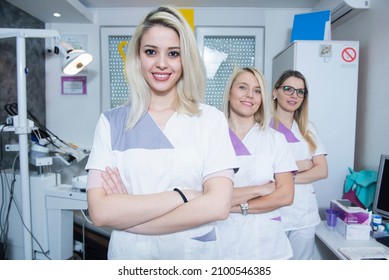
[
  {"x1": 86, "y1": 104, "x2": 238, "y2": 260},
  {"x1": 271, "y1": 119, "x2": 326, "y2": 259},
  {"x1": 218, "y1": 124, "x2": 297, "y2": 260}
]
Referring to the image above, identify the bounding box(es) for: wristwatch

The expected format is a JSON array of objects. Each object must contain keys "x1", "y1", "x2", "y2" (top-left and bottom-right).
[{"x1": 240, "y1": 202, "x2": 249, "y2": 215}]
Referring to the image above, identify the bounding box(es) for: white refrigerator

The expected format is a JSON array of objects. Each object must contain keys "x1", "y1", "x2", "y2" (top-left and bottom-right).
[{"x1": 272, "y1": 40, "x2": 359, "y2": 213}]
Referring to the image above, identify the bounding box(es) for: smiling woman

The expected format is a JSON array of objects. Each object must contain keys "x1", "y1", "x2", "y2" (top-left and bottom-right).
[
  {"x1": 139, "y1": 25, "x2": 183, "y2": 104},
  {"x1": 84, "y1": 5, "x2": 238, "y2": 260},
  {"x1": 270, "y1": 70, "x2": 328, "y2": 260},
  {"x1": 218, "y1": 66, "x2": 297, "y2": 260}
]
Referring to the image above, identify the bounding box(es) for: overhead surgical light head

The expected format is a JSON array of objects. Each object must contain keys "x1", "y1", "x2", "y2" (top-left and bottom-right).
[{"x1": 58, "y1": 41, "x2": 93, "y2": 75}]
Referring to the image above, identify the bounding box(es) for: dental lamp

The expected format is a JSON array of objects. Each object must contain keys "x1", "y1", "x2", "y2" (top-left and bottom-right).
[
  {"x1": 0, "y1": 28, "x2": 92, "y2": 260},
  {"x1": 58, "y1": 40, "x2": 93, "y2": 75}
]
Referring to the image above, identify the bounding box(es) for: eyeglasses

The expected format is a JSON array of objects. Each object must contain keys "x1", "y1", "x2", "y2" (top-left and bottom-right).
[{"x1": 279, "y1": 85, "x2": 307, "y2": 98}]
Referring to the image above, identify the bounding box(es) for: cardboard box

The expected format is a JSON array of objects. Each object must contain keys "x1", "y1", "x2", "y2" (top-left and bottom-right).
[
  {"x1": 336, "y1": 217, "x2": 371, "y2": 240},
  {"x1": 330, "y1": 199, "x2": 370, "y2": 224}
]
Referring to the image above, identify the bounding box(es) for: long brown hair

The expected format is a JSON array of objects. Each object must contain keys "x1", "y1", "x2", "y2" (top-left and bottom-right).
[{"x1": 272, "y1": 70, "x2": 317, "y2": 153}]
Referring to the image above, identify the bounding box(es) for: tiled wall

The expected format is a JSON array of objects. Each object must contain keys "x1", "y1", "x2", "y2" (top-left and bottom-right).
[
  {"x1": 0, "y1": 0, "x2": 45, "y2": 125},
  {"x1": 0, "y1": 0, "x2": 45, "y2": 166}
]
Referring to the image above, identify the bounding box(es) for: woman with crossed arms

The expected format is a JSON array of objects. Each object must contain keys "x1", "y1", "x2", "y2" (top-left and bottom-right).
[
  {"x1": 271, "y1": 70, "x2": 328, "y2": 260},
  {"x1": 85, "y1": 6, "x2": 238, "y2": 260},
  {"x1": 218, "y1": 66, "x2": 297, "y2": 259}
]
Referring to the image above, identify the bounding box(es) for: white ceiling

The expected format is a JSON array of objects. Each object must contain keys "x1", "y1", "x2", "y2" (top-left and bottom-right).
[{"x1": 6, "y1": 0, "x2": 322, "y2": 23}]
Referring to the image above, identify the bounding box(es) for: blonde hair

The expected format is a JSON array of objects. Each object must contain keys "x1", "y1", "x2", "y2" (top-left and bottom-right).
[
  {"x1": 221, "y1": 66, "x2": 269, "y2": 129},
  {"x1": 125, "y1": 5, "x2": 206, "y2": 130},
  {"x1": 272, "y1": 70, "x2": 317, "y2": 153}
]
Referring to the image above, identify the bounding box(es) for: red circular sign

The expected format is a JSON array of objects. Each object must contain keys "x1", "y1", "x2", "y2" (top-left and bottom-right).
[{"x1": 342, "y1": 47, "x2": 357, "y2": 62}]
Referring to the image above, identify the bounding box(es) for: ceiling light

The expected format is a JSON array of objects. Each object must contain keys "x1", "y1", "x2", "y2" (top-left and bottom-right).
[{"x1": 53, "y1": 12, "x2": 61, "y2": 17}]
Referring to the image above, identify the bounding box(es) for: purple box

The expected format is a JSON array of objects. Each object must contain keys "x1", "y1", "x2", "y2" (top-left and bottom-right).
[{"x1": 330, "y1": 199, "x2": 370, "y2": 224}]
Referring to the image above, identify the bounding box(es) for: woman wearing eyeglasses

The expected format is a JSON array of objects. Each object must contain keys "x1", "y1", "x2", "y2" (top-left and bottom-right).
[{"x1": 271, "y1": 70, "x2": 328, "y2": 260}]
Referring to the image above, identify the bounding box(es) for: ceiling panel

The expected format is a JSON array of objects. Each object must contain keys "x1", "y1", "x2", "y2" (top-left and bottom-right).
[
  {"x1": 6, "y1": 0, "x2": 322, "y2": 23},
  {"x1": 6, "y1": 0, "x2": 94, "y2": 23}
]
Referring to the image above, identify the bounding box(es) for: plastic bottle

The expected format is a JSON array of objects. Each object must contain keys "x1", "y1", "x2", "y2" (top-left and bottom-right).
[
  {"x1": 377, "y1": 225, "x2": 385, "y2": 232},
  {"x1": 372, "y1": 214, "x2": 382, "y2": 231}
]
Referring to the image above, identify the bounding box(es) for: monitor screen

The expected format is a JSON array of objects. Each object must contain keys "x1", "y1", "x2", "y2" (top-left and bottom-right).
[{"x1": 372, "y1": 154, "x2": 389, "y2": 220}]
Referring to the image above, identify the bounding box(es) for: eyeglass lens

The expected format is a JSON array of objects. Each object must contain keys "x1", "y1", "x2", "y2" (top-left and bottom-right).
[{"x1": 282, "y1": 86, "x2": 307, "y2": 97}]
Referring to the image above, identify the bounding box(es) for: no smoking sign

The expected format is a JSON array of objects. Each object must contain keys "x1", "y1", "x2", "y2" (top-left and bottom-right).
[{"x1": 342, "y1": 47, "x2": 357, "y2": 63}]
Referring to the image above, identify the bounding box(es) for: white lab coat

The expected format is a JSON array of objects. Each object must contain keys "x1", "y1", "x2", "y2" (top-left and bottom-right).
[
  {"x1": 218, "y1": 124, "x2": 297, "y2": 259},
  {"x1": 86, "y1": 104, "x2": 238, "y2": 259},
  {"x1": 276, "y1": 121, "x2": 326, "y2": 231}
]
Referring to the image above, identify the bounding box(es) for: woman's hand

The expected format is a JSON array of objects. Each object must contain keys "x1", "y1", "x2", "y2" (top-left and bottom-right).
[
  {"x1": 294, "y1": 155, "x2": 328, "y2": 184},
  {"x1": 257, "y1": 181, "x2": 277, "y2": 196},
  {"x1": 230, "y1": 181, "x2": 276, "y2": 208},
  {"x1": 101, "y1": 166, "x2": 202, "y2": 201},
  {"x1": 101, "y1": 167, "x2": 128, "y2": 195},
  {"x1": 88, "y1": 167, "x2": 216, "y2": 230},
  {"x1": 296, "y1": 159, "x2": 313, "y2": 172}
]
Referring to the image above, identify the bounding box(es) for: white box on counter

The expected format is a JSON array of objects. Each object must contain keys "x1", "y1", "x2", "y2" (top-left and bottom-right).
[{"x1": 335, "y1": 217, "x2": 371, "y2": 240}]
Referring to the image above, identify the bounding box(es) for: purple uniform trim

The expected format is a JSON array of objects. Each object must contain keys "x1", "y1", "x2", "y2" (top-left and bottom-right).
[
  {"x1": 271, "y1": 216, "x2": 282, "y2": 222},
  {"x1": 229, "y1": 128, "x2": 251, "y2": 156},
  {"x1": 104, "y1": 105, "x2": 174, "y2": 151},
  {"x1": 269, "y1": 118, "x2": 300, "y2": 143},
  {"x1": 191, "y1": 227, "x2": 216, "y2": 242}
]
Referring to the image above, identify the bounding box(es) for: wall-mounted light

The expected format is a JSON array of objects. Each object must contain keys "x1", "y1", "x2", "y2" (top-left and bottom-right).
[{"x1": 58, "y1": 41, "x2": 93, "y2": 75}]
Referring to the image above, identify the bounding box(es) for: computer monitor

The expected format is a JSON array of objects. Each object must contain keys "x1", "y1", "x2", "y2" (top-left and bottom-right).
[{"x1": 372, "y1": 154, "x2": 389, "y2": 221}]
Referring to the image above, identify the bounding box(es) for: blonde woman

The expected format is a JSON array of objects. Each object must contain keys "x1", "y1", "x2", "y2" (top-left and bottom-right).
[
  {"x1": 85, "y1": 6, "x2": 238, "y2": 260},
  {"x1": 218, "y1": 67, "x2": 296, "y2": 259},
  {"x1": 271, "y1": 70, "x2": 328, "y2": 259}
]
